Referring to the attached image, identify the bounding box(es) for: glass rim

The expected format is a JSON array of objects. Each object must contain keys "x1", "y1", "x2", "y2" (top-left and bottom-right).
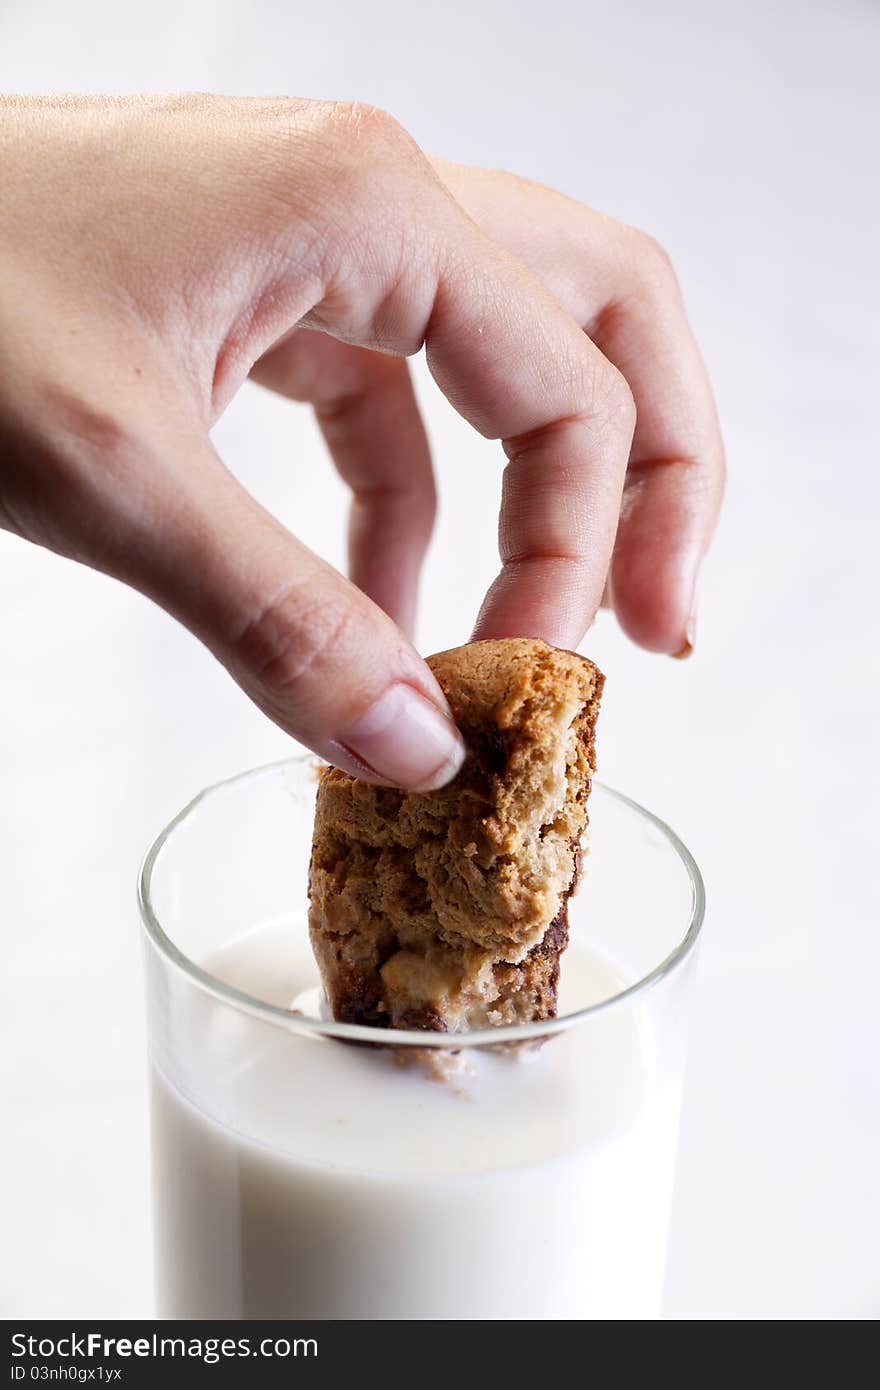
[{"x1": 138, "y1": 756, "x2": 705, "y2": 1049}]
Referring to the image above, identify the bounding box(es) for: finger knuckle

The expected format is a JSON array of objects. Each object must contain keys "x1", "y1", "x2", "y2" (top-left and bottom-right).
[
  {"x1": 236, "y1": 582, "x2": 359, "y2": 708},
  {"x1": 293, "y1": 106, "x2": 441, "y2": 346},
  {"x1": 627, "y1": 228, "x2": 681, "y2": 299},
  {"x1": 597, "y1": 361, "x2": 637, "y2": 435},
  {"x1": 250, "y1": 99, "x2": 442, "y2": 352},
  {"x1": 250, "y1": 100, "x2": 420, "y2": 210},
  {"x1": 329, "y1": 99, "x2": 407, "y2": 145},
  {"x1": 308, "y1": 99, "x2": 422, "y2": 174}
]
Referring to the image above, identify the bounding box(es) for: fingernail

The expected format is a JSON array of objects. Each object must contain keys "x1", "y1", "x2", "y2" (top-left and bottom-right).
[
  {"x1": 339, "y1": 683, "x2": 467, "y2": 791},
  {"x1": 672, "y1": 610, "x2": 697, "y2": 660}
]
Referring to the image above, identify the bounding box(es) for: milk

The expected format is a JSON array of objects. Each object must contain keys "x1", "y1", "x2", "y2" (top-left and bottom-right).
[{"x1": 149, "y1": 918, "x2": 682, "y2": 1320}]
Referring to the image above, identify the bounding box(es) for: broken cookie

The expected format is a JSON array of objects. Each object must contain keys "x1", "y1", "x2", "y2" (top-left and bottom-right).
[{"x1": 308, "y1": 638, "x2": 603, "y2": 1032}]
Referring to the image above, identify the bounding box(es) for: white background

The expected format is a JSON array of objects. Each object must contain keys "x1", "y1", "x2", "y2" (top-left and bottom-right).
[{"x1": 1, "y1": 0, "x2": 878, "y2": 1319}]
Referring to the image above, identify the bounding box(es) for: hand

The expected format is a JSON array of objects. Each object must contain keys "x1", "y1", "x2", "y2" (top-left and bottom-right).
[{"x1": 0, "y1": 95, "x2": 723, "y2": 790}]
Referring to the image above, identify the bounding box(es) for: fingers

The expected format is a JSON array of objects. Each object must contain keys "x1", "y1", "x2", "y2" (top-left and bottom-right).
[
  {"x1": 251, "y1": 331, "x2": 435, "y2": 638},
  {"x1": 588, "y1": 247, "x2": 722, "y2": 652},
  {"x1": 280, "y1": 116, "x2": 636, "y2": 651},
  {"x1": 431, "y1": 161, "x2": 724, "y2": 652}
]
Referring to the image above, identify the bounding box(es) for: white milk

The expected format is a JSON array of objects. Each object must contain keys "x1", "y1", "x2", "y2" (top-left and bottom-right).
[{"x1": 150, "y1": 918, "x2": 681, "y2": 1319}]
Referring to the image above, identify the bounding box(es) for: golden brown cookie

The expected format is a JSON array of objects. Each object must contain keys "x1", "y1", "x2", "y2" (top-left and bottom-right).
[{"x1": 308, "y1": 638, "x2": 603, "y2": 1032}]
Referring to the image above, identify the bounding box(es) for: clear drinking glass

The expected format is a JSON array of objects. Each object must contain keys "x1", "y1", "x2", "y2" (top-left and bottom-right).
[{"x1": 139, "y1": 756, "x2": 703, "y2": 1321}]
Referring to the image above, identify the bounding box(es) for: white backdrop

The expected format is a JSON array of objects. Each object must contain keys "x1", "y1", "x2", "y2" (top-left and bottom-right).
[{"x1": 1, "y1": 0, "x2": 877, "y2": 1319}]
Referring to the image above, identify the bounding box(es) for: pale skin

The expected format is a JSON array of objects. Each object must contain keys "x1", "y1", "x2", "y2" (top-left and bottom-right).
[{"x1": 0, "y1": 95, "x2": 724, "y2": 790}]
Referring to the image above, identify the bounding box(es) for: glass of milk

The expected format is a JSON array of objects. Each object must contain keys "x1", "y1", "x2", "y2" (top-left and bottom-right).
[{"x1": 139, "y1": 756, "x2": 703, "y2": 1320}]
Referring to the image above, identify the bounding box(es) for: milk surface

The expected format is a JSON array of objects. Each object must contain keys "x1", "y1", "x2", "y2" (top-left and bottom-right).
[{"x1": 150, "y1": 918, "x2": 681, "y2": 1319}]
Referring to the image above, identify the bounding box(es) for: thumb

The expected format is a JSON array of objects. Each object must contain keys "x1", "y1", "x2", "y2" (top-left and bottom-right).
[{"x1": 118, "y1": 449, "x2": 466, "y2": 791}]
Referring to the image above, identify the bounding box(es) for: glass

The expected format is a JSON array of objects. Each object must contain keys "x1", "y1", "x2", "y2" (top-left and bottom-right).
[{"x1": 139, "y1": 756, "x2": 704, "y2": 1320}]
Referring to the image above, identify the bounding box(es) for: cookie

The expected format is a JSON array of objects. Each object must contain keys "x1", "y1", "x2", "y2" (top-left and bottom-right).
[{"x1": 308, "y1": 638, "x2": 603, "y2": 1032}]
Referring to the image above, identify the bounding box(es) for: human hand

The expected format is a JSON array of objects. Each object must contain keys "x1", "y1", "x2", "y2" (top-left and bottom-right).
[{"x1": 0, "y1": 95, "x2": 722, "y2": 791}]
